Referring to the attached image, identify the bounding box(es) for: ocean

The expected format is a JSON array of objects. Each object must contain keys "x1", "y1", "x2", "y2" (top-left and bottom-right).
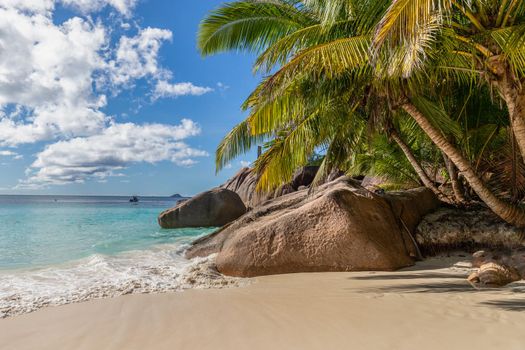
[{"x1": 0, "y1": 195, "x2": 238, "y2": 318}]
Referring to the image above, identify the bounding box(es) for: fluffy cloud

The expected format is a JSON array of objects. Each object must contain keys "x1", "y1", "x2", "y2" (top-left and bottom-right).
[
  {"x1": 153, "y1": 81, "x2": 213, "y2": 100},
  {"x1": 0, "y1": 10, "x2": 107, "y2": 146},
  {"x1": 0, "y1": 0, "x2": 211, "y2": 188},
  {"x1": 0, "y1": 150, "x2": 17, "y2": 156},
  {"x1": 0, "y1": 0, "x2": 54, "y2": 13},
  {"x1": 108, "y1": 27, "x2": 173, "y2": 87},
  {"x1": 0, "y1": 0, "x2": 136, "y2": 16},
  {"x1": 60, "y1": 0, "x2": 138, "y2": 16},
  {"x1": 19, "y1": 120, "x2": 208, "y2": 188}
]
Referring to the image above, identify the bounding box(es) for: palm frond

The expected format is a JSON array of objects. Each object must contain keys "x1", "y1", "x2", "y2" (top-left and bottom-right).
[
  {"x1": 410, "y1": 95, "x2": 463, "y2": 140},
  {"x1": 262, "y1": 35, "x2": 371, "y2": 95},
  {"x1": 216, "y1": 119, "x2": 269, "y2": 172},
  {"x1": 198, "y1": 0, "x2": 313, "y2": 56}
]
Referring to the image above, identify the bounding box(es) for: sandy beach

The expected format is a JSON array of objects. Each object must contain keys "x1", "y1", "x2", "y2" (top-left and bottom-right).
[{"x1": 1, "y1": 254, "x2": 524, "y2": 350}]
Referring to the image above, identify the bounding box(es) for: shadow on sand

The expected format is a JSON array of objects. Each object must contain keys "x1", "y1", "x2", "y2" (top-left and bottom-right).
[
  {"x1": 352, "y1": 272, "x2": 525, "y2": 311},
  {"x1": 350, "y1": 272, "x2": 467, "y2": 281},
  {"x1": 480, "y1": 299, "x2": 525, "y2": 312},
  {"x1": 352, "y1": 281, "x2": 482, "y2": 293}
]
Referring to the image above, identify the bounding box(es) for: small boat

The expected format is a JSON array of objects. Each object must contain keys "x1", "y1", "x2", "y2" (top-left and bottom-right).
[{"x1": 129, "y1": 196, "x2": 139, "y2": 203}]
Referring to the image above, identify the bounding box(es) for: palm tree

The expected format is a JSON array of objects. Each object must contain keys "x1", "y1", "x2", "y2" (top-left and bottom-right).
[
  {"x1": 400, "y1": 99, "x2": 525, "y2": 226},
  {"x1": 198, "y1": 0, "x2": 525, "y2": 226},
  {"x1": 389, "y1": 125, "x2": 444, "y2": 195},
  {"x1": 201, "y1": 0, "x2": 385, "y2": 191},
  {"x1": 374, "y1": 0, "x2": 525, "y2": 162}
]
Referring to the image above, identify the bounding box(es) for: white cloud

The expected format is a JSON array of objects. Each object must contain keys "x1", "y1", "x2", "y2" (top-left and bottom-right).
[
  {"x1": 60, "y1": 0, "x2": 137, "y2": 16},
  {"x1": 240, "y1": 160, "x2": 251, "y2": 167},
  {"x1": 153, "y1": 81, "x2": 213, "y2": 100},
  {"x1": 217, "y1": 82, "x2": 229, "y2": 90},
  {"x1": 0, "y1": 8, "x2": 107, "y2": 145},
  {"x1": 0, "y1": 150, "x2": 17, "y2": 156},
  {"x1": 108, "y1": 27, "x2": 173, "y2": 87},
  {"x1": 1, "y1": 0, "x2": 137, "y2": 15},
  {"x1": 18, "y1": 119, "x2": 208, "y2": 188},
  {"x1": 0, "y1": 4, "x2": 209, "y2": 147},
  {"x1": 0, "y1": 0, "x2": 55, "y2": 13},
  {"x1": 0, "y1": 1, "x2": 213, "y2": 188}
]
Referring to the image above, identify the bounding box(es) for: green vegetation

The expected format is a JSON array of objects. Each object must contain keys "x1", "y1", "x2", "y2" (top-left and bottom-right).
[{"x1": 198, "y1": 0, "x2": 525, "y2": 227}]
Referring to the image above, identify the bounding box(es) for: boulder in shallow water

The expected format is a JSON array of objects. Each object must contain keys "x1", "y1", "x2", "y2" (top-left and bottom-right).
[
  {"x1": 158, "y1": 188, "x2": 246, "y2": 229},
  {"x1": 186, "y1": 177, "x2": 440, "y2": 277}
]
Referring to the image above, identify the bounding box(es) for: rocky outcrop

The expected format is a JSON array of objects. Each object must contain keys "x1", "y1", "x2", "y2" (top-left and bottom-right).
[
  {"x1": 416, "y1": 208, "x2": 525, "y2": 252},
  {"x1": 386, "y1": 188, "x2": 443, "y2": 233},
  {"x1": 220, "y1": 168, "x2": 265, "y2": 209},
  {"x1": 186, "y1": 177, "x2": 440, "y2": 277},
  {"x1": 327, "y1": 169, "x2": 346, "y2": 182},
  {"x1": 290, "y1": 166, "x2": 319, "y2": 190},
  {"x1": 361, "y1": 176, "x2": 388, "y2": 190},
  {"x1": 221, "y1": 167, "x2": 323, "y2": 209},
  {"x1": 158, "y1": 188, "x2": 246, "y2": 228}
]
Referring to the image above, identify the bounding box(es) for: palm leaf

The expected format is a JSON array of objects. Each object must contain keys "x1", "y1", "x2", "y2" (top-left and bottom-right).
[{"x1": 198, "y1": 0, "x2": 313, "y2": 56}]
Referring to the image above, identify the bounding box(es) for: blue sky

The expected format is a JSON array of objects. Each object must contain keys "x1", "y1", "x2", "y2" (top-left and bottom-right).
[{"x1": 0, "y1": 0, "x2": 260, "y2": 196}]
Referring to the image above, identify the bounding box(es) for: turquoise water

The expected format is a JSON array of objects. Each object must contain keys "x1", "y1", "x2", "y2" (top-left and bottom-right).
[
  {"x1": 0, "y1": 195, "x2": 225, "y2": 318},
  {"x1": 0, "y1": 195, "x2": 211, "y2": 270}
]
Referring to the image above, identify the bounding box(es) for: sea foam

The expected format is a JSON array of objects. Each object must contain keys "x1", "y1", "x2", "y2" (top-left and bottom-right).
[{"x1": 0, "y1": 243, "x2": 247, "y2": 318}]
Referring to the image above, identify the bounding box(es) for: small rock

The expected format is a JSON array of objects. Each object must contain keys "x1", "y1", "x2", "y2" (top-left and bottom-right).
[
  {"x1": 469, "y1": 262, "x2": 521, "y2": 287},
  {"x1": 467, "y1": 271, "x2": 480, "y2": 284},
  {"x1": 472, "y1": 250, "x2": 489, "y2": 268}
]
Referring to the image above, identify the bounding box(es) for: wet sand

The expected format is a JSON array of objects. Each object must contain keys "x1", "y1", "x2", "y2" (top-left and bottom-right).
[{"x1": 1, "y1": 255, "x2": 525, "y2": 350}]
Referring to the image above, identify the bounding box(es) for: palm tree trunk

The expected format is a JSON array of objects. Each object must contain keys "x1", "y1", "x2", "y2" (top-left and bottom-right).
[
  {"x1": 443, "y1": 153, "x2": 466, "y2": 203},
  {"x1": 495, "y1": 79, "x2": 525, "y2": 161},
  {"x1": 402, "y1": 101, "x2": 525, "y2": 227},
  {"x1": 390, "y1": 129, "x2": 444, "y2": 198}
]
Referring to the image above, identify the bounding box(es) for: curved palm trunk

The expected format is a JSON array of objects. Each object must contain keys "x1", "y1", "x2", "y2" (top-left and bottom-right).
[
  {"x1": 390, "y1": 129, "x2": 445, "y2": 199},
  {"x1": 443, "y1": 153, "x2": 466, "y2": 203},
  {"x1": 495, "y1": 78, "x2": 525, "y2": 161},
  {"x1": 402, "y1": 102, "x2": 525, "y2": 227}
]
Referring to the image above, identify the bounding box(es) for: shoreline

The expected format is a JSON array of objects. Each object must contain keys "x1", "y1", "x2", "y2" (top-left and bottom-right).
[
  {"x1": 0, "y1": 248, "x2": 244, "y2": 319},
  {"x1": 2, "y1": 254, "x2": 525, "y2": 350}
]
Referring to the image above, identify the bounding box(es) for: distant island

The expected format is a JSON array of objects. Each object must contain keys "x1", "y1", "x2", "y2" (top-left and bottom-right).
[{"x1": 170, "y1": 194, "x2": 187, "y2": 199}]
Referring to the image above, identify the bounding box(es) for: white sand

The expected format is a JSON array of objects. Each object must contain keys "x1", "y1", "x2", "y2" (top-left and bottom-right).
[{"x1": 1, "y1": 254, "x2": 525, "y2": 350}]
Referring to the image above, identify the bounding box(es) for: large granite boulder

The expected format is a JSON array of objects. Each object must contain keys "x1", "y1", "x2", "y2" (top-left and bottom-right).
[
  {"x1": 220, "y1": 166, "x2": 319, "y2": 209},
  {"x1": 221, "y1": 166, "x2": 323, "y2": 209},
  {"x1": 186, "y1": 177, "x2": 440, "y2": 277},
  {"x1": 158, "y1": 188, "x2": 246, "y2": 229},
  {"x1": 385, "y1": 187, "x2": 442, "y2": 233},
  {"x1": 220, "y1": 168, "x2": 270, "y2": 209},
  {"x1": 360, "y1": 176, "x2": 388, "y2": 190}
]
